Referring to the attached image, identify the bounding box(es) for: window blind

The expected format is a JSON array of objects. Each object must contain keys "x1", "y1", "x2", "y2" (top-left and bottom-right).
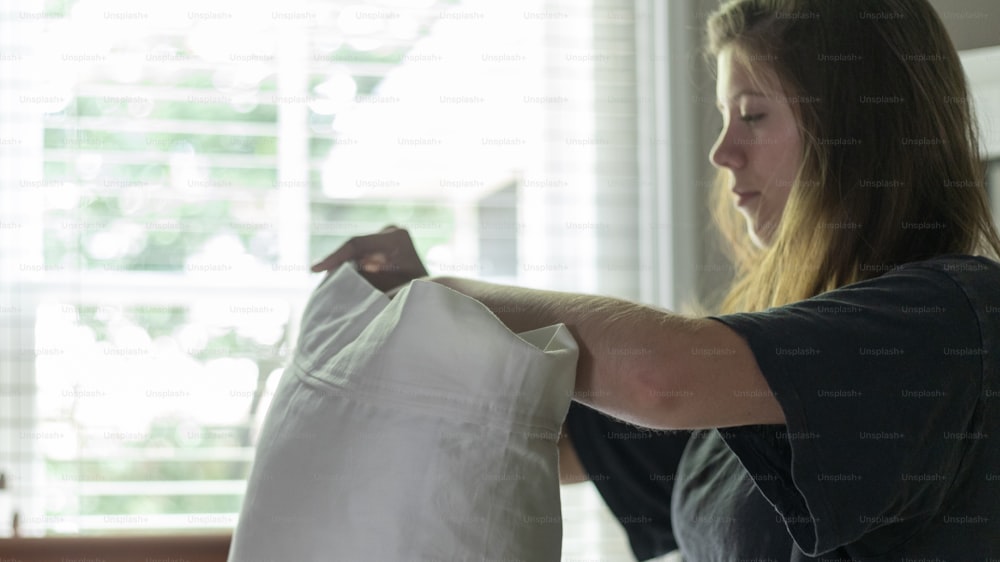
[{"x1": 1, "y1": 0, "x2": 662, "y2": 559}]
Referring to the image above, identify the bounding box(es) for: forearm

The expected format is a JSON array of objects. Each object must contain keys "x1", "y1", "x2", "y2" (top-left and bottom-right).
[
  {"x1": 316, "y1": 227, "x2": 782, "y2": 429},
  {"x1": 430, "y1": 276, "x2": 701, "y2": 428}
]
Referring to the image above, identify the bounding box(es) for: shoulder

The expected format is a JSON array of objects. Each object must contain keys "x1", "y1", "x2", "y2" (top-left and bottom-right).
[
  {"x1": 894, "y1": 253, "x2": 1000, "y2": 284},
  {"x1": 853, "y1": 253, "x2": 1000, "y2": 322},
  {"x1": 709, "y1": 254, "x2": 995, "y2": 398},
  {"x1": 894, "y1": 254, "x2": 1000, "y2": 301},
  {"x1": 717, "y1": 254, "x2": 1000, "y2": 324},
  {"x1": 780, "y1": 253, "x2": 999, "y2": 320}
]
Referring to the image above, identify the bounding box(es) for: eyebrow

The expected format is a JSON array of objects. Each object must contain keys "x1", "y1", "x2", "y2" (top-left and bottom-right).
[{"x1": 715, "y1": 89, "x2": 768, "y2": 109}]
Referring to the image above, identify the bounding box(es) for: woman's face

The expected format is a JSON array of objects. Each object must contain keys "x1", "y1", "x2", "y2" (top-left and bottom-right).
[{"x1": 710, "y1": 47, "x2": 804, "y2": 248}]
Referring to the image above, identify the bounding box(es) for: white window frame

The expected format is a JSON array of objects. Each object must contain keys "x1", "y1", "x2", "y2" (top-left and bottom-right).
[
  {"x1": 1, "y1": 2, "x2": 702, "y2": 559},
  {"x1": 960, "y1": 46, "x2": 1000, "y2": 226}
]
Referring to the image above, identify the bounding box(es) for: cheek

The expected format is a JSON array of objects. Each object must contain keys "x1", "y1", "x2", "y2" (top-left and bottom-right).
[
  {"x1": 770, "y1": 182, "x2": 794, "y2": 217},
  {"x1": 760, "y1": 151, "x2": 797, "y2": 218},
  {"x1": 771, "y1": 126, "x2": 803, "y2": 201}
]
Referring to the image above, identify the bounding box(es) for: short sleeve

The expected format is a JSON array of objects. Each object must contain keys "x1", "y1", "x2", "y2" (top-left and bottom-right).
[
  {"x1": 564, "y1": 402, "x2": 691, "y2": 561},
  {"x1": 709, "y1": 262, "x2": 986, "y2": 556}
]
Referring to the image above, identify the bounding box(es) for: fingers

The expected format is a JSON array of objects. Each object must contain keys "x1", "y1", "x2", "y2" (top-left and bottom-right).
[
  {"x1": 358, "y1": 252, "x2": 389, "y2": 273},
  {"x1": 309, "y1": 225, "x2": 409, "y2": 273},
  {"x1": 310, "y1": 239, "x2": 357, "y2": 272}
]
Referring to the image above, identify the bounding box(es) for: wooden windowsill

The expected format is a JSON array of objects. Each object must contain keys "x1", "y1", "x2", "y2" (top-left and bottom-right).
[{"x1": 0, "y1": 533, "x2": 232, "y2": 562}]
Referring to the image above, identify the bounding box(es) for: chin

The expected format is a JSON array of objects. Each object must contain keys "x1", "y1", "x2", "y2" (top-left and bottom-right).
[{"x1": 746, "y1": 219, "x2": 777, "y2": 249}]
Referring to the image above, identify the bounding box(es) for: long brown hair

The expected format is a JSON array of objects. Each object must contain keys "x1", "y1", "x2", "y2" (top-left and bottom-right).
[{"x1": 706, "y1": 0, "x2": 1000, "y2": 313}]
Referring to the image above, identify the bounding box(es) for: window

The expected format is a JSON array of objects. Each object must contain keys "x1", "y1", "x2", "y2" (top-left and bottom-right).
[
  {"x1": 960, "y1": 46, "x2": 1000, "y2": 228},
  {"x1": 1, "y1": 0, "x2": 690, "y2": 559}
]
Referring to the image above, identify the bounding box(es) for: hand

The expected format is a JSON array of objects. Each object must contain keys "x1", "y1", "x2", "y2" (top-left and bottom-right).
[{"x1": 311, "y1": 225, "x2": 430, "y2": 294}]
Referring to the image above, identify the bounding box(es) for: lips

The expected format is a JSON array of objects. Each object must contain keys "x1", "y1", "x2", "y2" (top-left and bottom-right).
[{"x1": 733, "y1": 190, "x2": 761, "y2": 207}]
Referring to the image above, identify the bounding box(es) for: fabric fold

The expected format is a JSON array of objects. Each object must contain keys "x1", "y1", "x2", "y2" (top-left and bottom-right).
[{"x1": 229, "y1": 265, "x2": 579, "y2": 562}]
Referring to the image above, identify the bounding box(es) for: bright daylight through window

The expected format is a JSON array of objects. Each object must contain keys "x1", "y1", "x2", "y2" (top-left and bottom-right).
[{"x1": 1, "y1": 0, "x2": 652, "y2": 559}]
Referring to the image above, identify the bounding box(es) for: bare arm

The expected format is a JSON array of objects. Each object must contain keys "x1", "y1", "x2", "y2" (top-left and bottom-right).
[
  {"x1": 432, "y1": 276, "x2": 785, "y2": 430},
  {"x1": 311, "y1": 227, "x2": 784, "y2": 431}
]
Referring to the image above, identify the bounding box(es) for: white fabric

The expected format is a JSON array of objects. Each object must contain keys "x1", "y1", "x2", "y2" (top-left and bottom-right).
[{"x1": 229, "y1": 265, "x2": 578, "y2": 562}]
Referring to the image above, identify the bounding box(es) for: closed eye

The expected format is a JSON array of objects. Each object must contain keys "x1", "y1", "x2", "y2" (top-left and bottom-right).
[{"x1": 740, "y1": 113, "x2": 765, "y2": 123}]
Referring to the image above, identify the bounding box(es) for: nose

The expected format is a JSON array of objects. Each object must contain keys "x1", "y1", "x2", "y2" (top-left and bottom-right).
[{"x1": 709, "y1": 122, "x2": 745, "y2": 170}]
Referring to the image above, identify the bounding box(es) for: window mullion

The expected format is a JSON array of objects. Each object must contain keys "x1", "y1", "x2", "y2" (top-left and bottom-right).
[
  {"x1": 275, "y1": 23, "x2": 311, "y2": 273},
  {"x1": 1, "y1": 0, "x2": 47, "y2": 535}
]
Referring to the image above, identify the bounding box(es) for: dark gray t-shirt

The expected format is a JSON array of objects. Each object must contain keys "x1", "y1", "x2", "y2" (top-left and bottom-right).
[{"x1": 565, "y1": 254, "x2": 1000, "y2": 560}]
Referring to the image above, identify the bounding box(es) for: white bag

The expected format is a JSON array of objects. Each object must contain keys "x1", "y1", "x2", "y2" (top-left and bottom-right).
[{"x1": 229, "y1": 265, "x2": 578, "y2": 562}]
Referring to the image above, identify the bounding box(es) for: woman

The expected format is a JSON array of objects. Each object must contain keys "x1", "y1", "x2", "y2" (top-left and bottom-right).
[{"x1": 312, "y1": 0, "x2": 1000, "y2": 559}]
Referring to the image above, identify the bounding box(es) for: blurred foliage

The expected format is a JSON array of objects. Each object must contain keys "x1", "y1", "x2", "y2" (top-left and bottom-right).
[
  {"x1": 43, "y1": 301, "x2": 285, "y2": 527},
  {"x1": 72, "y1": 98, "x2": 279, "y2": 124},
  {"x1": 38, "y1": 0, "x2": 458, "y2": 530},
  {"x1": 47, "y1": 418, "x2": 249, "y2": 519}
]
